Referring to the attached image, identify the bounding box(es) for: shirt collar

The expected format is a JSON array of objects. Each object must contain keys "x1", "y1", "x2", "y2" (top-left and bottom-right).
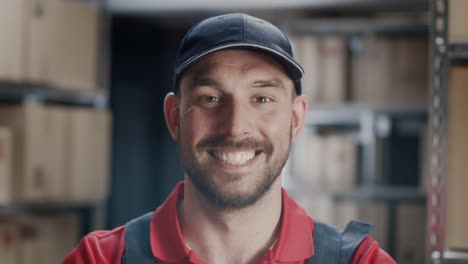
[
  {"x1": 149, "y1": 181, "x2": 314, "y2": 263},
  {"x1": 150, "y1": 182, "x2": 190, "y2": 262},
  {"x1": 273, "y1": 188, "x2": 314, "y2": 262}
]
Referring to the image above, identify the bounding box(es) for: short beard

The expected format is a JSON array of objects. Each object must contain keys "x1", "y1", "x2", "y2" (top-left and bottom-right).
[{"x1": 178, "y1": 126, "x2": 292, "y2": 210}]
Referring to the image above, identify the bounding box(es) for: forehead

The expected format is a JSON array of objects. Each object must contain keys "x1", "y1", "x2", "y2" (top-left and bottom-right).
[{"x1": 180, "y1": 49, "x2": 292, "y2": 85}]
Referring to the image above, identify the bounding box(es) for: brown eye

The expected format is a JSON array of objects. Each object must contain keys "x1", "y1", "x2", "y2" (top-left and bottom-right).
[
  {"x1": 255, "y1": 96, "x2": 271, "y2": 103},
  {"x1": 204, "y1": 95, "x2": 220, "y2": 103}
]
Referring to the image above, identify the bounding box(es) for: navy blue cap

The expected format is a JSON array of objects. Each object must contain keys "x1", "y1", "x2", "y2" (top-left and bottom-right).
[{"x1": 174, "y1": 13, "x2": 304, "y2": 94}]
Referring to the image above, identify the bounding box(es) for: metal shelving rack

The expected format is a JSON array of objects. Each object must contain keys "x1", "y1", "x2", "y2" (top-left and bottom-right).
[
  {"x1": 302, "y1": 104, "x2": 427, "y2": 186},
  {"x1": 0, "y1": 0, "x2": 110, "y2": 110},
  {"x1": 289, "y1": 105, "x2": 428, "y2": 258},
  {"x1": 106, "y1": 0, "x2": 431, "y2": 261},
  {"x1": 107, "y1": 0, "x2": 428, "y2": 14},
  {"x1": 429, "y1": 0, "x2": 468, "y2": 263},
  {"x1": 0, "y1": 83, "x2": 107, "y2": 108},
  {"x1": 0, "y1": 0, "x2": 111, "y2": 235}
]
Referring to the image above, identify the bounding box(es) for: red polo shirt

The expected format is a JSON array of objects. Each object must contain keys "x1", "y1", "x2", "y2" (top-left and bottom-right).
[{"x1": 63, "y1": 182, "x2": 396, "y2": 264}]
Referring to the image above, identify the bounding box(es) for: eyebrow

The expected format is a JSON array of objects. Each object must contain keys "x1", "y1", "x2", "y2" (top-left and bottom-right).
[
  {"x1": 252, "y1": 78, "x2": 286, "y2": 90},
  {"x1": 188, "y1": 77, "x2": 220, "y2": 89},
  {"x1": 187, "y1": 76, "x2": 288, "y2": 93}
]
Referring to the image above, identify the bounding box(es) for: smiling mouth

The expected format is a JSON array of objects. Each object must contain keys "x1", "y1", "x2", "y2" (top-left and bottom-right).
[{"x1": 210, "y1": 150, "x2": 261, "y2": 165}]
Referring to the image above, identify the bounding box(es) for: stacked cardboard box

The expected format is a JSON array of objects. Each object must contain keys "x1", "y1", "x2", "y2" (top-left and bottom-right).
[
  {"x1": 0, "y1": 1, "x2": 27, "y2": 82},
  {"x1": 325, "y1": 134, "x2": 357, "y2": 188},
  {"x1": 16, "y1": 213, "x2": 80, "y2": 264},
  {"x1": 396, "y1": 204, "x2": 426, "y2": 264},
  {"x1": 65, "y1": 109, "x2": 112, "y2": 202},
  {"x1": 0, "y1": 128, "x2": 12, "y2": 204},
  {"x1": 449, "y1": 0, "x2": 468, "y2": 42},
  {"x1": 0, "y1": 218, "x2": 17, "y2": 264},
  {"x1": 299, "y1": 133, "x2": 325, "y2": 186},
  {"x1": 0, "y1": 0, "x2": 101, "y2": 90},
  {"x1": 0, "y1": 105, "x2": 58, "y2": 200},
  {"x1": 290, "y1": 36, "x2": 347, "y2": 103},
  {"x1": 0, "y1": 104, "x2": 111, "y2": 202},
  {"x1": 298, "y1": 133, "x2": 357, "y2": 189},
  {"x1": 446, "y1": 67, "x2": 468, "y2": 250},
  {"x1": 351, "y1": 37, "x2": 428, "y2": 104}
]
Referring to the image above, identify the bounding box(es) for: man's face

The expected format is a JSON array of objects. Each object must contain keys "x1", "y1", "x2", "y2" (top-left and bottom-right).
[{"x1": 165, "y1": 49, "x2": 307, "y2": 209}]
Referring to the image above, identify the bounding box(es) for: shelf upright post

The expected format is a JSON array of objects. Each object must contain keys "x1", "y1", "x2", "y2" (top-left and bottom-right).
[
  {"x1": 96, "y1": 0, "x2": 111, "y2": 110},
  {"x1": 359, "y1": 111, "x2": 377, "y2": 186},
  {"x1": 428, "y1": 0, "x2": 449, "y2": 263}
]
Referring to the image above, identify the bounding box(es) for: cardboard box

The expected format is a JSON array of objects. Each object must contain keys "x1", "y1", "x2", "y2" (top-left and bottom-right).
[
  {"x1": 16, "y1": 219, "x2": 45, "y2": 264},
  {"x1": 446, "y1": 67, "x2": 468, "y2": 250},
  {"x1": 0, "y1": 105, "x2": 111, "y2": 202},
  {"x1": 352, "y1": 37, "x2": 428, "y2": 104},
  {"x1": 47, "y1": 0, "x2": 101, "y2": 91},
  {"x1": 0, "y1": 105, "x2": 53, "y2": 200},
  {"x1": 65, "y1": 108, "x2": 112, "y2": 201},
  {"x1": 300, "y1": 133, "x2": 326, "y2": 186},
  {"x1": 319, "y1": 37, "x2": 347, "y2": 103},
  {"x1": 0, "y1": 0, "x2": 28, "y2": 82},
  {"x1": 449, "y1": 0, "x2": 468, "y2": 42},
  {"x1": 391, "y1": 38, "x2": 429, "y2": 104},
  {"x1": 324, "y1": 134, "x2": 357, "y2": 188},
  {"x1": 291, "y1": 36, "x2": 347, "y2": 103},
  {"x1": 17, "y1": 214, "x2": 80, "y2": 264},
  {"x1": 0, "y1": 219, "x2": 17, "y2": 264},
  {"x1": 352, "y1": 37, "x2": 390, "y2": 104},
  {"x1": 0, "y1": 128, "x2": 13, "y2": 204},
  {"x1": 396, "y1": 204, "x2": 426, "y2": 264},
  {"x1": 291, "y1": 36, "x2": 320, "y2": 103},
  {"x1": 44, "y1": 107, "x2": 69, "y2": 200},
  {"x1": 42, "y1": 214, "x2": 80, "y2": 264},
  {"x1": 0, "y1": 0, "x2": 101, "y2": 90},
  {"x1": 26, "y1": 0, "x2": 53, "y2": 84},
  {"x1": 299, "y1": 134, "x2": 357, "y2": 189}
]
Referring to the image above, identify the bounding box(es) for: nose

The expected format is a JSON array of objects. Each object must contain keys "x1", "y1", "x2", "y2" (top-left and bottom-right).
[{"x1": 219, "y1": 98, "x2": 253, "y2": 137}]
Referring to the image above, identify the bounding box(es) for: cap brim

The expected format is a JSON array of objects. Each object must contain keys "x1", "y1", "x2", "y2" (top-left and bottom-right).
[{"x1": 175, "y1": 43, "x2": 304, "y2": 81}]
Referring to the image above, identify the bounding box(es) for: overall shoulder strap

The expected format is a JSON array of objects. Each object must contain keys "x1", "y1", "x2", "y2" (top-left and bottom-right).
[
  {"x1": 309, "y1": 221, "x2": 341, "y2": 264},
  {"x1": 121, "y1": 212, "x2": 154, "y2": 264},
  {"x1": 309, "y1": 220, "x2": 373, "y2": 264},
  {"x1": 339, "y1": 221, "x2": 373, "y2": 264}
]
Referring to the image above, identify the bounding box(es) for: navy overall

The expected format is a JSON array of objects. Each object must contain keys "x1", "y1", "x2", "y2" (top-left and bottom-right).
[{"x1": 121, "y1": 212, "x2": 373, "y2": 264}]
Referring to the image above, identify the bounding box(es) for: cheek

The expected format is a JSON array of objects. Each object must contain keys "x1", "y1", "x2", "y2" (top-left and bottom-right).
[
  {"x1": 179, "y1": 111, "x2": 213, "y2": 144},
  {"x1": 257, "y1": 108, "x2": 293, "y2": 139}
]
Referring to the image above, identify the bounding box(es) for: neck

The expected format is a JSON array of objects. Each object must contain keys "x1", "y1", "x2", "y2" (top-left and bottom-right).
[{"x1": 178, "y1": 177, "x2": 283, "y2": 264}]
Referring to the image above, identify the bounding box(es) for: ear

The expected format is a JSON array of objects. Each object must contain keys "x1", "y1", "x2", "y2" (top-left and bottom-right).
[
  {"x1": 291, "y1": 95, "x2": 307, "y2": 143},
  {"x1": 164, "y1": 92, "x2": 179, "y2": 141}
]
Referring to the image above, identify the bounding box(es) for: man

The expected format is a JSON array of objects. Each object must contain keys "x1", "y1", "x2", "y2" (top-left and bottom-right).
[{"x1": 64, "y1": 13, "x2": 396, "y2": 264}]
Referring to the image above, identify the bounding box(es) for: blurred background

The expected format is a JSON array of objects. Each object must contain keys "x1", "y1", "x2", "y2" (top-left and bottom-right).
[{"x1": 0, "y1": 0, "x2": 467, "y2": 263}]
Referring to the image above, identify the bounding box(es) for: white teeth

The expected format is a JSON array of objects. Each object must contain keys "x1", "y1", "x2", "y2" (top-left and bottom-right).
[{"x1": 212, "y1": 151, "x2": 256, "y2": 165}]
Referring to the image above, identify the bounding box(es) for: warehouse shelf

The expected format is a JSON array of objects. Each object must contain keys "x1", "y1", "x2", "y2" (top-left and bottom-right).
[
  {"x1": 305, "y1": 104, "x2": 427, "y2": 130},
  {"x1": 298, "y1": 104, "x2": 428, "y2": 190},
  {"x1": 332, "y1": 186, "x2": 426, "y2": 203},
  {"x1": 441, "y1": 250, "x2": 468, "y2": 263},
  {"x1": 428, "y1": 0, "x2": 468, "y2": 261},
  {"x1": 0, "y1": 200, "x2": 107, "y2": 234},
  {"x1": 108, "y1": 0, "x2": 428, "y2": 14},
  {"x1": 287, "y1": 18, "x2": 428, "y2": 36},
  {"x1": 285, "y1": 183, "x2": 426, "y2": 203},
  {"x1": 0, "y1": 201, "x2": 101, "y2": 215},
  {"x1": 0, "y1": 83, "x2": 108, "y2": 108},
  {"x1": 448, "y1": 42, "x2": 468, "y2": 62}
]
